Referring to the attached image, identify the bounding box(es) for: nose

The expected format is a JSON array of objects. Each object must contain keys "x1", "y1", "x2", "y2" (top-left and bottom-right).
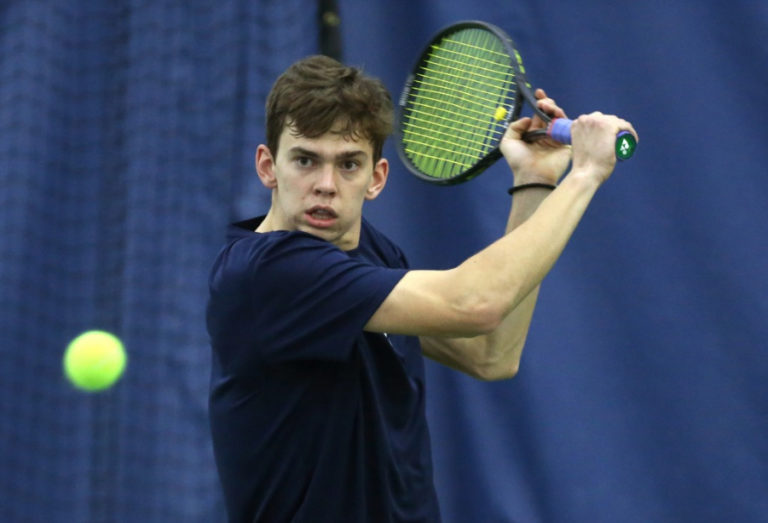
[{"x1": 313, "y1": 164, "x2": 337, "y2": 196}]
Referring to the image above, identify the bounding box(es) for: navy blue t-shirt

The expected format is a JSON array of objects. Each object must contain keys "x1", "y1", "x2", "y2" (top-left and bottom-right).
[{"x1": 206, "y1": 216, "x2": 440, "y2": 522}]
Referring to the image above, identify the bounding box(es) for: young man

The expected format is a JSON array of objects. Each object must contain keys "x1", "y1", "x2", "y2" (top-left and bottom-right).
[{"x1": 207, "y1": 55, "x2": 637, "y2": 522}]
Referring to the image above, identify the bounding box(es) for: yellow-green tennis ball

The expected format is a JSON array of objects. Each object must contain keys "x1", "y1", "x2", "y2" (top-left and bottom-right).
[
  {"x1": 63, "y1": 330, "x2": 127, "y2": 392},
  {"x1": 494, "y1": 106, "x2": 508, "y2": 121}
]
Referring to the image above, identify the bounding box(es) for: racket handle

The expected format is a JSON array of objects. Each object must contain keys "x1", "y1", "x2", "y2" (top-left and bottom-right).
[{"x1": 547, "y1": 118, "x2": 637, "y2": 161}]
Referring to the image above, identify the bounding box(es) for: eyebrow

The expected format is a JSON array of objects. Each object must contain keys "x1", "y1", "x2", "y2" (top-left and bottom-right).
[{"x1": 288, "y1": 147, "x2": 368, "y2": 161}]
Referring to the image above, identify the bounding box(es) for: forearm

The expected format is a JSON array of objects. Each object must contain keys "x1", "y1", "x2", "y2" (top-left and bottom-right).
[
  {"x1": 456, "y1": 170, "x2": 599, "y2": 320},
  {"x1": 421, "y1": 176, "x2": 587, "y2": 380},
  {"x1": 468, "y1": 184, "x2": 552, "y2": 377},
  {"x1": 427, "y1": 184, "x2": 556, "y2": 379},
  {"x1": 413, "y1": 109, "x2": 635, "y2": 377}
]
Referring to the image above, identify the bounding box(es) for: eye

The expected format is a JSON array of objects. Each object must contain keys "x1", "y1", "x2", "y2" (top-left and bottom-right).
[
  {"x1": 295, "y1": 156, "x2": 314, "y2": 168},
  {"x1": 340, "y1": 159, "x2": 361, "y2": 172}
]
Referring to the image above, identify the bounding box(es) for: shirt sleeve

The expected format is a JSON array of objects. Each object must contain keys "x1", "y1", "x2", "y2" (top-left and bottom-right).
[{"x1": 210, "y1": 231, "x2": 407, "y2": 365}]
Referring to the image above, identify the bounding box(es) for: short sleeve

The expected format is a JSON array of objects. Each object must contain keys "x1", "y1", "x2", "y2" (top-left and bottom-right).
[{"x1": 208, "y1": 231, "x2": 407, "y2": 366}]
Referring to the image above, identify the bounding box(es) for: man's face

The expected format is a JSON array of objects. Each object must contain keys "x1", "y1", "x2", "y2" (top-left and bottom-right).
[{"x1": 256, "y1": 125, "x2": 388, "y2": 250}]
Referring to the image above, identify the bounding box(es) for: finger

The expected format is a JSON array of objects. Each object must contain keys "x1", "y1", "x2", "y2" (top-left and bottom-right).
[
  {"x1": 533, "y1": 89, "x2": 556, "y2": 106},
  {"x1": 536, "y1": 99, "x2": 567, "y2": 119},
  {"x1": 601, "y1": 114, "x2": 639, "y2": 143},
  {"x1": 533, "y1": 89, "x2": 553, "y2": 112},
  {"x1": 535, "y1": 89, "x2": 567, "y2": 117},
  {"x1": 618, "y1": 119, "x2": 639, "y2": 142}
]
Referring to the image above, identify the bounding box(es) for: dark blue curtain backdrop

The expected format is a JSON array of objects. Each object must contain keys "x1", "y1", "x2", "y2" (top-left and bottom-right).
[{"x1": 1, "y1": 1, "x2": 766, "y2": 522}]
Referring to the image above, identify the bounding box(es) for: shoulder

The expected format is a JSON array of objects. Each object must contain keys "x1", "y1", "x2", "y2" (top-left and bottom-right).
[
  {"x1": 359, "y1": 218, "x2": 409, "y2": 269},
  {"x1": 213, "y1": 224, "x2": 343, "y2": 282}
]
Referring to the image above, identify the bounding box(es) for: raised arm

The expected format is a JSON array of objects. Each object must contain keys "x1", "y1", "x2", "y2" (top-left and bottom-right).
[{"x1": 366, "y1": 91, "x2": 637, "y2": 380}]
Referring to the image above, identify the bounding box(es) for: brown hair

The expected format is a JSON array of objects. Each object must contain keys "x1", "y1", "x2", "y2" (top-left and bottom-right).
[{"x1": 265, "y1": 55, "x2": 393, "y2": 162}]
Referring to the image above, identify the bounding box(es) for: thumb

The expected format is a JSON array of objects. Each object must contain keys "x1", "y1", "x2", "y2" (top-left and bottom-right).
[{"x1": 505, "y1": 117, "x2": 532, "y2": 141}]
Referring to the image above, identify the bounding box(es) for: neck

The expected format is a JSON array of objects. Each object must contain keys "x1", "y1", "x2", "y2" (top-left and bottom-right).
[{"x1": 255, "y1": 211, "x2": 275, "y2": 233}]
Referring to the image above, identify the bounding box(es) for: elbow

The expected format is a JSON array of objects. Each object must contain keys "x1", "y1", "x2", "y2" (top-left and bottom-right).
[
  {"x1": 472, "y1": 329, "x2": 528, "y2": 381},
  {"x1": 474, "y1": 359, "x2": 520, "y2": 381}
]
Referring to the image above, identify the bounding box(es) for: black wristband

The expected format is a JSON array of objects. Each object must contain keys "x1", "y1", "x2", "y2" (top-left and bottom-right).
[{"x1": 507, "y1": 183, "x2": 556, "y2": 195}]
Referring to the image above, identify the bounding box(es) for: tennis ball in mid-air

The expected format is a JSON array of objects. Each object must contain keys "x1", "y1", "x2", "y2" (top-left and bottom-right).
[
  {"x1": 494, "y1": 106, "x2": 508, "y2": 121},
  {"x1": 63, "y1": 330, "x2": 127, "y2": 392}
]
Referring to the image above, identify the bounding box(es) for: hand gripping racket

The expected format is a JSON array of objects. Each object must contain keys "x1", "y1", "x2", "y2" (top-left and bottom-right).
[{"x1": 396, "y1": 20, "x2": 637, "y2": 185}]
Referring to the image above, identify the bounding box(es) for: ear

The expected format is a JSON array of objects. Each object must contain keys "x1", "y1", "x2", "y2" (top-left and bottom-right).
[
  {"x1": 255, "y1": 144, "x2": 277, "y2": 189},
  {"x1": 365, "y1": 158, "x2": 389, "y2": 200}
]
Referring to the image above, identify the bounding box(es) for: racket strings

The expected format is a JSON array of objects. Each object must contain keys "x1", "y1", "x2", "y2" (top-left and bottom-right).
[
  {"x1": 413, "y1": 72, "x2": 511, "y2": 114},
  {"x1": 424, "y1": 45, "x2": 517, "y2": 87},
  {"x1": 401, "y1": 28, "x2": 517, "y2": 179},
  {"x1": 407, "y1": 87, "x2": 506, "y2": 125},
  {"x1": 415, "y1": 33, "x2": 514, "y2": 123}
]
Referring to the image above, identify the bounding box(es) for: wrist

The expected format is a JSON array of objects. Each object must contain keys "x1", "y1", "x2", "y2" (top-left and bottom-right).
[
  {"x1": 563, "y1": 167, "x2": 605, "y2": 189},
  {"x1": 510, "y1": 171, "x2": 558, "y2": 186},
  {"x1": 559, "y1": 168, "x2": 603, "y2": 194}
]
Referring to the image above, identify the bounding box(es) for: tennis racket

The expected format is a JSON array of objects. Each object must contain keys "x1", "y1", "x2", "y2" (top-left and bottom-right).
[{"x1": 396, "y1": 20, "x2": 637, "y2": 185}]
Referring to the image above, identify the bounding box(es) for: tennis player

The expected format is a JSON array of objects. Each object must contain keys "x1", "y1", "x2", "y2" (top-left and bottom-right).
[{"x1": 207, "y1": 55, "x2": 636, "y2": 522}]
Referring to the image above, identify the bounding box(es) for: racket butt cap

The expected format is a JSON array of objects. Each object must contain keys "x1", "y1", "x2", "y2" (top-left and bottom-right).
[{"x1": 615, "y1": 131, "x2": 637, "y2": 161}]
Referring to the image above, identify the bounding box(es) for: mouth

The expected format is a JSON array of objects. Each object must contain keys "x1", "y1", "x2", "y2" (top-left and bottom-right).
[{"x1": 305, "y1": 206, "x2": 338, "y2": 228}]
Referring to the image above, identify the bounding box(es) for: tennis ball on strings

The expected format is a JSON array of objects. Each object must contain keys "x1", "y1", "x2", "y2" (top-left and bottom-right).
[
  {"x1": 494, "y1": 106, "x2": 508, "y2": 121},
  {"x1": 63, "y1": 330, "x2": 127, "y2": 392}
]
